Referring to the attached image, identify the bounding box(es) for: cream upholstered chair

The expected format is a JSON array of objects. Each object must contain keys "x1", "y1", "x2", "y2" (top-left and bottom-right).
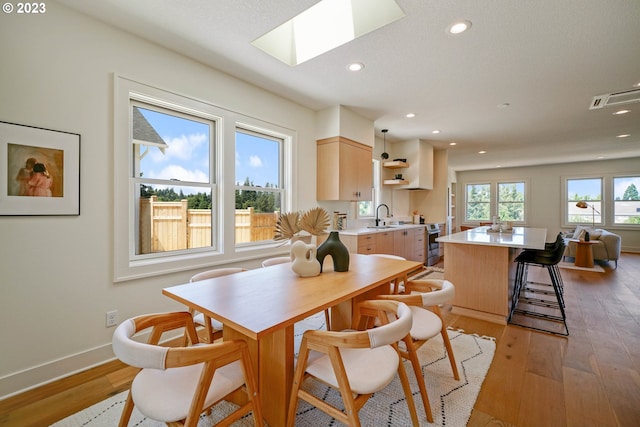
[
  {"x1": 287, "y1": 300, "x2": 419, "y2": 427},
  {"x1": 262, "y1": 257, "x2": 332, "y2": 330},
  {"x1": 260, "y1": 256, "x2": 291, "y2": 267},
  {"x1": 112, "y1": 311, "x2": 263, "y2": 427},
  {"x1": 377, "y1": 279, "x2": 459, "y2": 423},
  {"x1": 188, "y1": 267, "x2": 248, "y2": 343}
]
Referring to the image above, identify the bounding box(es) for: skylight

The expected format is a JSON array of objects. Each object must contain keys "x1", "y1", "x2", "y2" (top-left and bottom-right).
[{"x1": 252, "y1": 0, "x2": 405, "y2": 66}]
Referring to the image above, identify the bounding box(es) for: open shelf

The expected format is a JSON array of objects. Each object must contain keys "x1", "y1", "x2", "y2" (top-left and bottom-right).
[
  {"x1": 383, "y1": 160, "x2": 409, "y2": 169},
  {"x1": 383, "y1": 179, "x2": 409, "y2": 185}
]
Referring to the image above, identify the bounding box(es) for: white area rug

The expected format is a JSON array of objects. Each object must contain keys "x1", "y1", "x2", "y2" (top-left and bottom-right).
[
  {"x1": 52, "y1": 324, "x2": 495, "y2": 427},
  {"x1": 558, "y1": 261, "x2": 605, "y2": 273}
]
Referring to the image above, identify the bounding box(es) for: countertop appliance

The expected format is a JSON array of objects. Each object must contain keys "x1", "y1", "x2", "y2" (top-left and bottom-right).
[{"x1": 426, "y1": 223, "x2": 440, "y2": 266}]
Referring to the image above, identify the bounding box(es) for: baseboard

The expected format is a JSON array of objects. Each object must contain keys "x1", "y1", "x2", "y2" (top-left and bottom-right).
[{"x1": 0, "y1": 343, "x2": 115, "y2": 400}]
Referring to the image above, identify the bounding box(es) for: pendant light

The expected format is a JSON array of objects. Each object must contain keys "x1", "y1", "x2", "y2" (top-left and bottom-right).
[{"x1": 381, "y1": 129, "x2": 389, "y2": 159}]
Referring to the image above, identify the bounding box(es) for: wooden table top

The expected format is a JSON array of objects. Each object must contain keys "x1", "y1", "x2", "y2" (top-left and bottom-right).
[{"x1": 163, "y1": 253, "x2": 422, "y2": 339}]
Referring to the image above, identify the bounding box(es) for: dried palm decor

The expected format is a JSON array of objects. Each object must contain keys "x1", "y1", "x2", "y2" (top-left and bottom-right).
[{"x1": 274, "y1": 207, "x2": 330, "y2": 241}]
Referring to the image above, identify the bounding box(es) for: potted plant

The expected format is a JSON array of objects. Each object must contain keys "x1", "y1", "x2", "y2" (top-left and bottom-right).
[{"x1": 274, "y1": 207, "x2": 330, "y2": 244}]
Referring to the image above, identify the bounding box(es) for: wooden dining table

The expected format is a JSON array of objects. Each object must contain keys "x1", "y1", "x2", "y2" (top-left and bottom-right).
[{"x1": 162, "y1": 253, "x2": 423, "y2": 427}]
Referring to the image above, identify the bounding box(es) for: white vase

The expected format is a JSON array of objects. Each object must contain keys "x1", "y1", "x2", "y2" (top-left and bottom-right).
[{"x1": 290, "y1": 240, "x2": 321, "y2": 277}]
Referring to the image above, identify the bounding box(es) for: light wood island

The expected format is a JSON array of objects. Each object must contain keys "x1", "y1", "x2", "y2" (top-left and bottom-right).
[{"x1": 437, "y1": 226, "x2": 547, "y2": 324}]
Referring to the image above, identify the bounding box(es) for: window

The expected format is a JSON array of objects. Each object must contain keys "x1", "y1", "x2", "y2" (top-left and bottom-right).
[
  {"x1": 498, "y1": 182, "x2": 525, "y2": 222},
  {"x1": 567, "y1": 178, "x2": 602, "y2": 225},
  {"x1": 465, "y1": 183, "x2": 490, "y2": 222},
  {"x1": 132, "y1": 102, "x2": 216, "y2": 256},
  {"x1": 357, "y1": 159, "x2": 380, "y2": 218},
  {"x1": 613, "y1": 176, "x2": 640, "y2": 224},
  {"x1": 115, "y1": 76, "x2": 294, "y2": 281},
  {"x1": 235, "y1": 128, "x2": 285, "y2": 244}
]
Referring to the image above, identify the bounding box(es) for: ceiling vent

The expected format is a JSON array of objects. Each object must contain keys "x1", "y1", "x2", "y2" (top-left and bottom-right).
[{"x1": 589, "y1": 88, "x2": 640, "y2": 110}]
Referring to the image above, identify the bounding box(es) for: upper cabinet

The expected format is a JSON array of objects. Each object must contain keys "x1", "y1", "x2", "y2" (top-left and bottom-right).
[{"x1": 317, "y1": 136, "x2": 373, "y2": 201}]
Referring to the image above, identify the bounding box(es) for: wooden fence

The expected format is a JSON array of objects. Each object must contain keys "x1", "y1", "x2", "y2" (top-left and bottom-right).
[{"x1": 139, "y1": 196, "x2": 278, "y2": 253}]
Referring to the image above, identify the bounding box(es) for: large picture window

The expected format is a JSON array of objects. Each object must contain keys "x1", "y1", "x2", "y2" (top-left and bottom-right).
[{"x1": 114, "y1": 76, "x2": 294, "y2": 281}]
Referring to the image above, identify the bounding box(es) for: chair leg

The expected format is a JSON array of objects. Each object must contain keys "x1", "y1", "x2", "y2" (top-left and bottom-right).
[
  {"x1": 403, "y1": 337, "x2": 434, "y2": 423},
  {"x1": 395, "y1": 346, "x2": 421, "y2": 427},
  {"x1": 118, "y1": 392, "x2": 135, "y2": 427},
  {"x1": 324, "y1": 309, "x2": 331, "y2": 331}
]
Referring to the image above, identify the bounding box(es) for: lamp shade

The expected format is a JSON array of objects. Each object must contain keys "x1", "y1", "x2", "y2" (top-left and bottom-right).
[{"x1": 576, "y1": 201, "x2": 588, "y2": 209}]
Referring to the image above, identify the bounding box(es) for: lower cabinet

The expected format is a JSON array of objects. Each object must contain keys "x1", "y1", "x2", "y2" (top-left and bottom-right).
[{"x1": 340, "y1": 228, "x2": 425, "y2": 262}]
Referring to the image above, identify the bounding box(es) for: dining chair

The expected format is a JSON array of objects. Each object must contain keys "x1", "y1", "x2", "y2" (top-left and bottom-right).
[
  {"x1": 262, "y1": 256, "x2": 332, "y2": 330},
  {"x1": 112, "y1": 311, "x2": 263, "y2": 427},
  {"x1": 377, "y1": 279, "x2": 459, "y2": 423},
  {"x1": 287, "y1": 299, "x2": 420, "y2": 427},
  {"x1": 187, "y1": 267, "x2": 248, "y2": 344},
  {"x1": 260, "y1": 256, "x2": 291, "y2": 267},
  {"x1": 368, "y1": 253, "x2": 417, "y2": 294}
]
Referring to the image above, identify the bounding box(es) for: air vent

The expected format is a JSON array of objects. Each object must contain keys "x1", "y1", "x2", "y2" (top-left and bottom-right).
[{"x1": 589, "y1": 88, "x2": 640, "y2": 110}]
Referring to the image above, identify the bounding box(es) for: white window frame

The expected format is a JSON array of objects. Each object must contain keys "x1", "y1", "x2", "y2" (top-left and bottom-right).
[
  {"x1": 612, "y1": 175, "x2": 640, "y2": 226},
  {"x1": 563, "y1": 176, "x2": 603, "y2": 228},
  {"x1": 463, "y1": 179, "x2": 529, "y2": 225},
  {"x1": 114, "y1": 75, "x2": 295, "y2": 281},
  {"x1": 497, "y1": 180, "x2": 528, "y2": 224},
  {"x1": 357, "y1": 158, "x2": 380, "y2": 219}
]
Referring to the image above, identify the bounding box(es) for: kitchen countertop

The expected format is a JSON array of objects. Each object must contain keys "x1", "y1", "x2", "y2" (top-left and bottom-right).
[
  {"x1": 436, "y1": 226, "x2": 547, "y2": 249},
  {"x1": 338, "y1": 223, "x2": 426, "y2": 236}
]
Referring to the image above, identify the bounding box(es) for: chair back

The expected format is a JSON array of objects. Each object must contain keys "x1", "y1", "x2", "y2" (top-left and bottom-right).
[
  {"x1": 112, "y1": 314, "x2": 174, "y2": 370},
  {"x1": 261, "y1": 256, "x2": 291, "y2": 267},
  {"x1": 414, "y1": 279, "x2": 455, "y2": 307},
  {"x1": 190, "y1": 267, "x2": 247, "y2": 282},
  {"x1": 365, "y1": 300, "x2": 412, "y2": 348}
]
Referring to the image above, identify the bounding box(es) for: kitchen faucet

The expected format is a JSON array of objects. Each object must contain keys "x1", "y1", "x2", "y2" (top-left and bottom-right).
[{"x1": 375, "y1": 204, "x2": 390, "y2": 226}]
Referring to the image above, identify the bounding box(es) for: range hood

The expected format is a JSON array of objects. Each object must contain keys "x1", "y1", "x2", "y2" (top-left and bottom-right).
[{"x1": 393, "y1": 139, "x2": 434, "y2": 190}]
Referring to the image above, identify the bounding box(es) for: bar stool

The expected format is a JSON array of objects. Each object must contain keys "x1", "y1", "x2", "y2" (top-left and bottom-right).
[{"x1": 509, "y1": 236, "x2": 568, "y2": 336}]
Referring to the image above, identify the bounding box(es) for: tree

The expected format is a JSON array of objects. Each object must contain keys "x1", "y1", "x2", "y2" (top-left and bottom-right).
[{"x1": 622, "y1": 183, "x2": 639, "y2": 200}]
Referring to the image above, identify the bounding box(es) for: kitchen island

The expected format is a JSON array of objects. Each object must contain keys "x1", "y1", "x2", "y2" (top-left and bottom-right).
[{"x1": 437, "y1": 226, "x2": 547, "y2": 324}]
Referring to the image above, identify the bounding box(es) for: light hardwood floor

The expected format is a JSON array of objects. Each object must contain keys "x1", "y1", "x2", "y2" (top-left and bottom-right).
[{"x1": 1, "y1": 253, "x2": 639, "y2": 427}]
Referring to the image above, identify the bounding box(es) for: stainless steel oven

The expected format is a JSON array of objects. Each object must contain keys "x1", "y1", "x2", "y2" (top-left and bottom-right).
[{"x1": 426, "y1": 223, "x2": 440, "y2": 266}]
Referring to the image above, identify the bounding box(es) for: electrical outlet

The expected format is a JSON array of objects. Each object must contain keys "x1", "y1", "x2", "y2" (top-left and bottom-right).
[{"x1": 106, "y1": 310, "x2": 118, "y2": 327}]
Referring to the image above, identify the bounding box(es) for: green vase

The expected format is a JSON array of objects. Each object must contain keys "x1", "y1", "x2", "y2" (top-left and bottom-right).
[{"x1": 316, "y1": 231, "x2": 350, "y2": 272}]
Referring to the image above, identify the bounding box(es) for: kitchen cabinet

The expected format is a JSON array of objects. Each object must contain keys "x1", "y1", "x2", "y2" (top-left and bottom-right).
[
  {"x1": 376, "y1": 230, "x2": 395, "y2": 254},
  {"x1": 317, "y1": 136, "x2": 372, "y2": 201},
  {"x1": 394, "y1": 227, "x2": 426, "y2": 263}
]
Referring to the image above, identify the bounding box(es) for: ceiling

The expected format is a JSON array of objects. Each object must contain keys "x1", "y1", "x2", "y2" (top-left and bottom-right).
[{"x1": 56, "y1": 0, "x2": 640, "y2": 171}]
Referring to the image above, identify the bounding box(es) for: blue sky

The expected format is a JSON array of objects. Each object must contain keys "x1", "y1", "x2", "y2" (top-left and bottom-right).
[{"x1": 138, "y1": 108, "x2": 279, "y2": 188}]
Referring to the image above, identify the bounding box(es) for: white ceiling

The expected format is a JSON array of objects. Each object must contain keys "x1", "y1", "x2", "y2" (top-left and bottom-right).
[{"x1": 56, "y1": 0, "x2": 640, "y2": 171}]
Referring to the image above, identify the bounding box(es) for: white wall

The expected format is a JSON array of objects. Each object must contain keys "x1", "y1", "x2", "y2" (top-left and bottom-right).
[
  {"x1": 456, "y1": 158, "x2": 640, "y2": 252},
  {"x1": 0, "y1": 4, "x2": 317, "y2": 397}
]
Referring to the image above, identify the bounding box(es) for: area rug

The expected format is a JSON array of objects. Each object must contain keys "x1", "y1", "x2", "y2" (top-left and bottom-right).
[
  {"x1": 52, "y1": 328, "x2": 495, "y2": 427},
  {"x1": 558, "y1": 261, "x2": 605, "y2": 273}
]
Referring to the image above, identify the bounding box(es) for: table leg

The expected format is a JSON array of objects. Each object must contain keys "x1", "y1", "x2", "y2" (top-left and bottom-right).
[
  {"x1": 574, "y1": 243, "x2": 594, "y2": 268},
  {"x1": 224, "y1": 326, "x2": 294, "y2": 427}
]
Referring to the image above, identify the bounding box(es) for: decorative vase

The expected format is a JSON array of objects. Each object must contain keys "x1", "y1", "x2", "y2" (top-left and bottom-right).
[
  {"x1": 316, "y1": 231, "x2": 350, "y2": 272},
  {"x1": 290, "y1": 240, "x2": 321, "y2": 277}
]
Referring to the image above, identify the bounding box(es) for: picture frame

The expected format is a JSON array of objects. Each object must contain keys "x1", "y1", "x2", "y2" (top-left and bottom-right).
[{"x1": 0, "y1": 121, "x2": 80, "y2": 215}]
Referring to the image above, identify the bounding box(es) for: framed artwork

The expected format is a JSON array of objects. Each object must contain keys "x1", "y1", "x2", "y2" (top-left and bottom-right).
[{"x1": 0, "y1": 121, "x2": 80, "y2": 215}]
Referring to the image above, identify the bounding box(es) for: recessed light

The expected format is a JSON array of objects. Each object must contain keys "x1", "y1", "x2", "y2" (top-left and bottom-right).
[
  {"x1": 347, "y1": 62, "x2": 364, "y2": 71},
  {"x1": 432, "y1": 130, "x2": 441, "y2": 134},
  {"x1": 448, "y1": 20, "x2": 472, "y2": 34},
  {"x1": 478, "y1": 150, "x2": 487, "y2": 154},
  {"x1": 495, "y1": 165, "x2": 502, "y2": 168},
  {"x1": 405, "y1": 113, "x2": 415, "y2": 118},
  {"x1": 497, "y1": 103, "x2": 510, "y2": 108},
  {"x1": 449, "y1": 142, "x2": 457, "y2": 146},
  {"x1": 634, "y1": 82, "x2": 640, "y2": 88},
  {"x1": 616, "y1": 134, "x2": 631, "y2": 138},
  {"x1": 613, "y1": 109, "x2": 631, "y2": 115}
]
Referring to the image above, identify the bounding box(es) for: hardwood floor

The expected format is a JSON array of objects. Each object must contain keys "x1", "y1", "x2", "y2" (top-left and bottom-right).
[{"x1": 1, "y1": 253, "x2": 639, "y2": 426}]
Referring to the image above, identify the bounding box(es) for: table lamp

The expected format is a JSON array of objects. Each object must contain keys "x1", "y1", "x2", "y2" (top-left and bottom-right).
[{"x1": 576, "y1": 200, "x2": 599, "y2": 227}]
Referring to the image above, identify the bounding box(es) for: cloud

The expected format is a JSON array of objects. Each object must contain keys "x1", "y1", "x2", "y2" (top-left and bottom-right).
[
  {"x1": 148, "y1": 164, "x2": 208, "y2": 183},
  {"x1": 249, "y1": 155, "x2": 263, "y2": 167}
]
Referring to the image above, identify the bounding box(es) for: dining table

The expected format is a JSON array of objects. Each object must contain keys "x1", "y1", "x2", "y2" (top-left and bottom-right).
[{"x1": 162, "y1": 253, "x2": 423, "y2": 427}]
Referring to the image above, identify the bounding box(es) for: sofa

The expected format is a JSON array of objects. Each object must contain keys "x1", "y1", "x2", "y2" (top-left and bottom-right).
[{"x1": 563, "y1": 226, "x2": 621, "y2": 268}]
